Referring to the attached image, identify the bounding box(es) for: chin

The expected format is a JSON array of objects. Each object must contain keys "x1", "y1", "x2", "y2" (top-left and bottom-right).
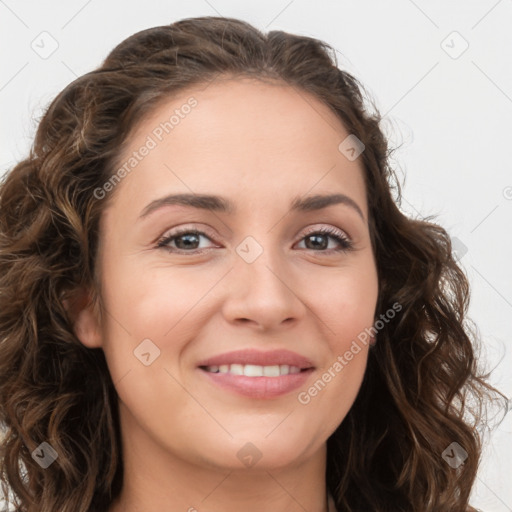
[{"x1": 208, "y1": 432, "x2": 316, "y2": 471}]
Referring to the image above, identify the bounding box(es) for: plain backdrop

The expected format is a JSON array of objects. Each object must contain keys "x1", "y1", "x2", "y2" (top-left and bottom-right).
[{"x1": 1, "y1": 1, "x2": 511, "y2": 511}]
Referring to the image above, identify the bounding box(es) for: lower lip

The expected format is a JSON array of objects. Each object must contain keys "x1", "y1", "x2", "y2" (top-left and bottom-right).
[{"x1": 198, "y1": 368, "x2": 314, "y2": 399}]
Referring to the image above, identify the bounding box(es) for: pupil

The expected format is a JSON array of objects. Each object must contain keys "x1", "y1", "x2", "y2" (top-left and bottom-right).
[
  {"x1": 176, "y1": 233, "x2": 199, "y2": 249},
  {"x1": 306, "y1": 234, "x2": 327, "y2": 250}
]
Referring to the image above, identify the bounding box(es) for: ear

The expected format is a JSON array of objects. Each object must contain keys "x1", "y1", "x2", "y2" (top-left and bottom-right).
[{"x1": 61, "y1": 286, "x2": 103, "y2": 348}]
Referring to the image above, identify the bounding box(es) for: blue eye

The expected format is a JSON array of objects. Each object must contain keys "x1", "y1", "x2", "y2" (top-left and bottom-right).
[{"x1": 156, "y1": 226, "x2": 353, "y2": 254}]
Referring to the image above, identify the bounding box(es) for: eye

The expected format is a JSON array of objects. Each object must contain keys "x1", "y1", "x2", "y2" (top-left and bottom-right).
[
  {"x1": 156, "y1": 228, "x2": 218, "y2": 254},
  {"x1": 295, "y1": 226, "x2": 353, "y2": 253},
  {"x1": 156, "y1": 225, "x2": 353, "y2": 255}
]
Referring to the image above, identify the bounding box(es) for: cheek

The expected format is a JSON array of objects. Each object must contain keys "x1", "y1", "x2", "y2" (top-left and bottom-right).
[
  {"x1": 97, "y1": 262, "x2": 208, "y2": 430},
  {"x1": 305, "y1": 256, "x2": 379, "y2": 343},
  {"x1": 296, "y1": 258, "x2": 377, "y2": 427},
  {"x1": 101, "y1": 256, "x2": 206, "y2": 336},
  {"x1": 98, "y1": 258, "x2": 224, "y2": 382}
]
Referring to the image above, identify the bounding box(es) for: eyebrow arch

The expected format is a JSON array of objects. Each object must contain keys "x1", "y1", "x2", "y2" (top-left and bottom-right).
[{"x1": 138, "y1": 192, "x2": 365, "y2": 221}]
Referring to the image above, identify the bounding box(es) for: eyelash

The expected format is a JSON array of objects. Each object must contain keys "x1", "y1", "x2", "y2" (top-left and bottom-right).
[{"x1": 156, "y1": 226, "x2": 354, "y2": 255}]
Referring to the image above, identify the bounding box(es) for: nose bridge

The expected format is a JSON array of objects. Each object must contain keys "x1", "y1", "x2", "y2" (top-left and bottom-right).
[{"x1": 222, "y1": 233, "x2": 305, "y2": 327}]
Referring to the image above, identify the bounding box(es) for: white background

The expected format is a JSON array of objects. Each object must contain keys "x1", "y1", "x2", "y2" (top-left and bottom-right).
[{"x1": 1, "y1": 1, "x2": 511, "y2": 510}]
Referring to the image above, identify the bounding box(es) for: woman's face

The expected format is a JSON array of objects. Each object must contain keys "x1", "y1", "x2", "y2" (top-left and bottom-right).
[{"x1": 79, "y1": 77, "x2": 378, "y2": 471}]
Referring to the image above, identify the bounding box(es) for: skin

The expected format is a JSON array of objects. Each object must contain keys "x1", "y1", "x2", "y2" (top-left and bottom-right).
[{"x1": 69, "y1": 77, "x2": 379, "y2": 512}]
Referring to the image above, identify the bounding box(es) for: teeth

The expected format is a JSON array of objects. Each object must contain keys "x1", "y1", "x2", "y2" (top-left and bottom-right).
[
  {"x1": 244, "y1": 364, "x2": 263, "y2": 377},
  {"x1": 262, "y1": 365, "x2": 279, "y2": 377},
  {"x1": 204, "y1": 363, "x2": 303, "y2": 376},
  {"x1": 230, "y1": 364, "x2": 244, "y2": 376},
  {"x1": 279, "y1": 364, "x2": 290, "y2": 375}
]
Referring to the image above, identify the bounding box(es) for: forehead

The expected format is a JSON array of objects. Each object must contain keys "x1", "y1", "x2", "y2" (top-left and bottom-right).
[{"x1": 106, "y1": 77, "x2": 367, "y2": 219}]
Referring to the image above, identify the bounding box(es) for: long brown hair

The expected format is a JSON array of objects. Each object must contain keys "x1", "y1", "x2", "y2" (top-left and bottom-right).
[{"x1": 0, "y1": 16, "x2": 506, "y2": 512}]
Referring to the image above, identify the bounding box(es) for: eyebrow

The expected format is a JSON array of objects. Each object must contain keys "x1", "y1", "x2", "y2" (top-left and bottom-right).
[{"x1": 138, "y1": 192, "x2": 365, "y2": 221}]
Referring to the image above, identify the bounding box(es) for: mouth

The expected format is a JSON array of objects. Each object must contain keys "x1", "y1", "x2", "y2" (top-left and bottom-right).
[
  {"x1": 196, "y1": 349, "x2": 315, "y2": 399},
  {"x1": 199, "y1": 363, "x2": 307, "y2": 376}
]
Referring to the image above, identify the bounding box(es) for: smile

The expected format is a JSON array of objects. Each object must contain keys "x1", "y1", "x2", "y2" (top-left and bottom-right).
[{"x1": 201, "y1": 363, "x2": 303, "y2": 377}]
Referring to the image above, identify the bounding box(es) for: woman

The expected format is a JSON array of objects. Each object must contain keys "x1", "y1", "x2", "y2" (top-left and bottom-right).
[{"x1": 0, "y1": 16, "x2": 505, "y2": 512}]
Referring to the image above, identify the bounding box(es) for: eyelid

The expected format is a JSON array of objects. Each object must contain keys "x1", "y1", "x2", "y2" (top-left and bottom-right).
[
  {"x1": 300, "y1": 224, "x2": 351, "y2": 241},
  {"x1": 157, "y1": 223, "x2": 218, "y2": 242},
  {"x1": 157, "y1": 223, "x2": 350, "y2": 244}
]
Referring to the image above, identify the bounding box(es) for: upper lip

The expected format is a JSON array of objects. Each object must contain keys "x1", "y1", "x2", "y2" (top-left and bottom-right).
[{"x1": 197, "y1": 349, "x2": 314, "y2": 369}]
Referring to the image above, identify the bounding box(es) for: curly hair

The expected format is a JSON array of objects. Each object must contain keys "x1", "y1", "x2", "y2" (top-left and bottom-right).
[{"x1": 0, "y1": 16, "x2": 506, "y2": 512}]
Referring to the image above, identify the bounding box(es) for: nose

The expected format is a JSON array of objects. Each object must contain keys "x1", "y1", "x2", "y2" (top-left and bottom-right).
[{"x1": 221, "y1": 245, "x2": 306, "y2": 331}]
